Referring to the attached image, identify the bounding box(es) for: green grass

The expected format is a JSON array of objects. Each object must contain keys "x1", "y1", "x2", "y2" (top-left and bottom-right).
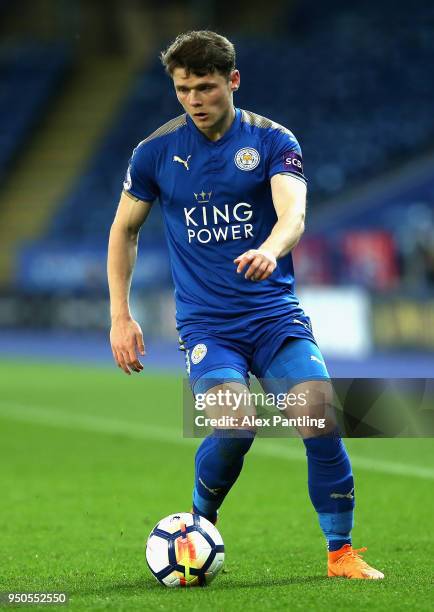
[{"x1": 0, "y1": 359, "x2": 433, "y2": 611}]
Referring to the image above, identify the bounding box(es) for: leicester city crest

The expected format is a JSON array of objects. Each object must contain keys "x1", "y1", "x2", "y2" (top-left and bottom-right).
[
  {"x1": 234, "y1": 147, "x2": 260, "y2": 171},
  {"x1": 191, "y1": 343, "x2": 208, "y2": 365}
]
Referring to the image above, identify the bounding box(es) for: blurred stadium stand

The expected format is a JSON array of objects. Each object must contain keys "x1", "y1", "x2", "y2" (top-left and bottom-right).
[
  {"x1": 0, "y1": 44, "x2": 71, "y2": 181},
  {"x1": 0, "y1": 52, "x2": 134, "y2": 283},
  {"x1": 0, "y1": 0, "x2": 433, "y2": 369}
]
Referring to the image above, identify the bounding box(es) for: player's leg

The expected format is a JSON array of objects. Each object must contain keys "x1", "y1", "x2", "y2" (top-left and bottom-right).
[
  {"x1": 285, "y1": 380, "x2": 355, "y2": 553},
  {"x1": 260, "y1": 338, "x2": 384, "y2": 579},
  {"x1": 260, "y1": 341, "x2": 354, "y2": 549},
  {"x1": 192, "y1": 374, "x2": 256, "y2": 523},
  {"x1": 182, "y1": 338, "x2": 256, "y2": 524}
]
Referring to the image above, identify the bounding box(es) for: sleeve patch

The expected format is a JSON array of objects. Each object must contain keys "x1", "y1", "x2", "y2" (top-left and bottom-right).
[{"x1": 283, "y1": 150, "x2": 304, "y2": 175}]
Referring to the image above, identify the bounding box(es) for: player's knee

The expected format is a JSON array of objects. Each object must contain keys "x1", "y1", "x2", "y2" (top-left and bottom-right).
[
  {"x1": 212, "y1": 428, "x2": 256, "y2": 459},
  {"x1": 196, "y1": 378, "x2": 257, "y2": 429},
  {"x1": 287, "y1": 379, "x2": 338, "y2": 437}
]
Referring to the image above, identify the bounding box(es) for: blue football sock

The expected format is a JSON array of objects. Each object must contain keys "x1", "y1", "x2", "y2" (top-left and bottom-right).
[
  {"x1": 193, "y1": 429, "x2": 255, "y2": 521},
  {"x1": 303, "y1": 432, "x2": 355, "y2": 551}
]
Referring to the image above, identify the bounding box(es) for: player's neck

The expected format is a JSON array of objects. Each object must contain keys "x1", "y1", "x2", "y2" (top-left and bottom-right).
[{"x1": 199, "y1": 106, "x2": 236, "y2": 142}]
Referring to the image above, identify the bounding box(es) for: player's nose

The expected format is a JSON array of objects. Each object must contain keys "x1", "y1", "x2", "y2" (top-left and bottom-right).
[{"x1": 188, "y1": 90, "x2": 202, "y2": 106}]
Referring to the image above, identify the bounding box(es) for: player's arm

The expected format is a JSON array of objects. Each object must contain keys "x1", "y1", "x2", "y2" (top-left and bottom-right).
[
  {"x1": 262, "y1": 174, "x2": 306, "y2": 258},
  {"x1": 234, "y1": 174, "x2": 306, "y2": 281},
  {"x1": 107, "y1": 191, "x2": 152, "y2": 374}
]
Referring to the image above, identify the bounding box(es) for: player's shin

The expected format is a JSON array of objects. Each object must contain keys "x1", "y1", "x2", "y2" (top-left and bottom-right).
[
  {"x1": 193, "y1": 429, "x2": 255, "y2": 523},
  {"x1": 303, "y1": 431, "x2": 355, "y2": 551}
]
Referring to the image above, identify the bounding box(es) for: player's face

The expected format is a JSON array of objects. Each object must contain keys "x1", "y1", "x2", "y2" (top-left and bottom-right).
[{"x1": 173, "y1": 68, "x2": 240, "y2": 136}]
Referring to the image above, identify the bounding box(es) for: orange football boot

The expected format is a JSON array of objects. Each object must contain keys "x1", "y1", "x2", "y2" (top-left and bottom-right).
[{"x1": 328, "y1": 544, "x2": 384, "y2": 579}]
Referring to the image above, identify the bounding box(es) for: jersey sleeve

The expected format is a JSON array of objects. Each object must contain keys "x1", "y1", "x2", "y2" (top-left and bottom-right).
[
  {"x1": 123, "y1": 141, "x2": 160, "y2": 202},
  {"x1": 268, "y1": 128, "x2": 307, "y2": 184}
]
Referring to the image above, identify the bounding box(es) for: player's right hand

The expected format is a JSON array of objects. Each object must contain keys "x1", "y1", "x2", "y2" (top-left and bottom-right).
[{"x1": 110, "y1": 316, "x2": 145, "y2": 375}]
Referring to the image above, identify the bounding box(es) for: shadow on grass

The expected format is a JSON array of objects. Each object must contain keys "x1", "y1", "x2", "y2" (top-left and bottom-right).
[
  {"x1": 214, "y1": 575, "x2": 328, "y2": 590},
  {"x1": 76, "y1": 574, "x2": 328, "y2": 597}
]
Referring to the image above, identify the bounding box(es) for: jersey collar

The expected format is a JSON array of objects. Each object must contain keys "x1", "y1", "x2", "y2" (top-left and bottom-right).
[{"x1": 186, "y1": 107, "x2": 241, "y2": 146}]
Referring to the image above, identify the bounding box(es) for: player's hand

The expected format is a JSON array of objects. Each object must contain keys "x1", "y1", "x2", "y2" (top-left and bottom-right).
[
  {"x1": 234, "y1": 249, "x2": 277, "y2": 281},
  {"x1": 110, "y1": 316, "x2": 145, "y2": 375}
]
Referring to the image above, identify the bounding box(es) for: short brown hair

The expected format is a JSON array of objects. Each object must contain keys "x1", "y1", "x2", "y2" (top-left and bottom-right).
[{"x1": 160, "y1": 30, "x2": 236, "y2": 77}]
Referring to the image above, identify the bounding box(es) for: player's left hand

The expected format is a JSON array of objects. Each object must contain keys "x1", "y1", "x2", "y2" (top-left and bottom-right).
[{"x1": 234, "y1": 248, "x2": 277, "y2": 281}]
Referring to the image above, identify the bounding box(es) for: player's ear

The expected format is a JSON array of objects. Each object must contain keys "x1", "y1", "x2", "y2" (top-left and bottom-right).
[{"x1": 230, "y1": 69, "x2": 240, "y2": 92}]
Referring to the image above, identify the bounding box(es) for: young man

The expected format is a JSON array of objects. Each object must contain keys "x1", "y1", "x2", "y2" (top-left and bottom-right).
[{"x1": 107, "y1": 30, "x2": 383, "y2": 579}]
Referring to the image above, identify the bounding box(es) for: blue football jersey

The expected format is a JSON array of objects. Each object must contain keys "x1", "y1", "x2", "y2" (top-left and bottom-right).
[{"x1": 123, "y1": 108, "x2": 310, "y2": 338}]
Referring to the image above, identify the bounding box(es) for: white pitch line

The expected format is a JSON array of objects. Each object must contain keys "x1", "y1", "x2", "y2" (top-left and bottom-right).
[
  {"x1": 1, "y1": 402, "x2": 434, "y2": 481},
  {"x1": 256, "y1": 441, "x2": 434, "y2": 480},
  {"x1": 0, "y1": 402, "x2": 193, "y2": 447}
]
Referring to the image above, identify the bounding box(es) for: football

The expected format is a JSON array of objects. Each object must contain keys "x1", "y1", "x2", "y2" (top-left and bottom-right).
[{"x1": 146, "y1": 512, "x2": 225, "y2": 587}]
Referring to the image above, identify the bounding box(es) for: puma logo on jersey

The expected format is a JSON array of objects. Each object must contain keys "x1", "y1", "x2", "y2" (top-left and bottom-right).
[
  {"x1": 330, "y1": 488, "x2": 354, "y2": 500},
  {"x1": 310, "y1": 355, "x2": 326, "y2": 367},
  {"x1": 173, "y1": 154, "x2": 191, "y2": 170},
  {"x1": 293, "y1": 318, "x2": 311, "y2": 330}
]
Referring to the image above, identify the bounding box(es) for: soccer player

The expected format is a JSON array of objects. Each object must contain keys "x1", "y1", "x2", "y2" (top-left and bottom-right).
[{"x1": 107, "y1": 30, "x2": 384, "y2": 579}]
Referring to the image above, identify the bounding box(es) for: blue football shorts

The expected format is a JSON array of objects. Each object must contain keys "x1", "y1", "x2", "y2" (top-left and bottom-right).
[{"x1": 180, "y1": 314, "x2": 330, "y2": 396}]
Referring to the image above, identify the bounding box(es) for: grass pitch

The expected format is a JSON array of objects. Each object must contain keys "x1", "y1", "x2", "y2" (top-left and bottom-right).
[{"x1": 0, "y1": 359, "x2": 433, "y2": 611}]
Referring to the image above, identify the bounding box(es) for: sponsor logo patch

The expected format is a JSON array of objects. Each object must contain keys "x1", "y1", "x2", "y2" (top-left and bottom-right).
[{"x1": 283, "y1": 150, "x2": 303, "y2": 174}]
